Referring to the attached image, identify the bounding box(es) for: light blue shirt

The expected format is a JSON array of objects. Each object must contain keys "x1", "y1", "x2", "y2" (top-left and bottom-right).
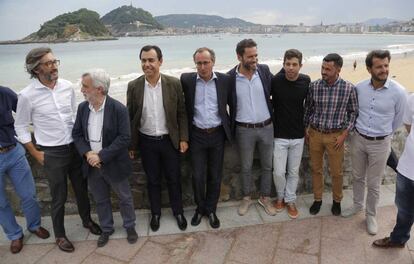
[
  {"x1": 355, "y1": 78, "x2": 407, "y2": 136},
  {"x1": 193, "y1": 73, "x2": 222, "y2": 129},
  {"x1": 235, "y1": 68, "x2": 270, "y2": 123}
]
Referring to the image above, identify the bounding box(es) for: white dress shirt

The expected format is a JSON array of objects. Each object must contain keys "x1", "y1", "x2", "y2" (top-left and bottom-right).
[
  {"x1": 15, "y1": 78, "x2": 76, "y2": 146},
  {"x1": 139, "y1": 77, "x2": 169, "y2": 136},
  {"x1": 397, "y1": 93, "x2": 414, "y2": 181},
  {"x1": 87, "y1": 97, "x2": 106, "y2": 152}
]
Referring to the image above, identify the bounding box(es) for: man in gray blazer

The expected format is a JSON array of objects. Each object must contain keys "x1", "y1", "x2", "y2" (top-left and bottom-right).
[{"x1": 127, "y1": 45, "x2": 189, "y2": 232}]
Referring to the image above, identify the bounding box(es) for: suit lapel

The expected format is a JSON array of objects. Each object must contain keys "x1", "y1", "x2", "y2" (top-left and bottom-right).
[
  {"x1": 190, "y1": 74, "x2": 197, "y2": 114},
  {"x1": 102, "y1": 97, "x2": 112, "y2": 144},
  {"x1": 82, "y1": 103, "x2": 90, "y2": 141}
]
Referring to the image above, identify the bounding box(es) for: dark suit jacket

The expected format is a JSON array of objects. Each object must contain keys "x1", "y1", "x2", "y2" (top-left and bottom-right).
[
  {"x1": 72, "y1": 96, "x2": 132, "y2": 183},
  {"x1": 127, "y1": 74, "x2": 189, "y2": 150},
  {"x1": 180, "y1": 72, "x2": 233, "y2": 142},
  {"x1": 227, "y1": 64, "x2": 273, "y2": 135}
]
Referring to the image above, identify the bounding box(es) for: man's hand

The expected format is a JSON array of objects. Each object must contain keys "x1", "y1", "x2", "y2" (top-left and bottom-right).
[
  {"x1": 179, "y1": 141, "x2": 188, "y2": 153},
  {"x1": 33, "y1": 149, "x2": 45, "y2": 166},
  {"x1": 304, "y1": 127, "x2": 310, "y2": 145},
  {"x1": 334, "y1": 130, "x2": 349, "y2": 150},
  {"x1": 128, "y1": 150, "x2": 135, "y2": 160},
  {"x1": 85, "y1": 151, "x2": 101, "y2": 168}
]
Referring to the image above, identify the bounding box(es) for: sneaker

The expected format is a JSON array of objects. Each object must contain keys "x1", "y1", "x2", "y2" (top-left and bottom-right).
[
  {"x1": 238, "y1": 196, "x2": 252, "y2": 216},
  {"x1": 366, "y1": 215, "x2": 378, "y2": 235},
  {"x1": 341, "y1": 206, "x2": 362, "y2": 218},
  {"x1": 274, "y1": 199, "x2": 286, "y2": 212},
  {"x1": 287, "y1": 203, "x2": 299, "y2": 219},
  {"x1": 331, "y1": 201, "x2": 341, "y2": 216},
  {"x1": 126, "y1": 227, "x2": 138, "y2": 244},
  {"x1": 258, "y1": 196, "x2": 277, "y2": 216}
]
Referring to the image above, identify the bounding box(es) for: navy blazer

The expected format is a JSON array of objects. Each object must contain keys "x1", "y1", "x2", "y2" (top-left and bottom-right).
[
  {"x1": 181, "y1": 72, "x2": 233, "y2": 142},
  {"x1": 227, "y1": 64, "x2": 273, "y2": 135},
  {"x1": 72, "y1": 96, "x2": 132, "y2": 183}
]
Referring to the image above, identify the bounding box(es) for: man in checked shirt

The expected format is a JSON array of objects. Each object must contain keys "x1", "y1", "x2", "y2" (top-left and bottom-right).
[{"x1": 304, "y1": 53, "x2": 358, "y2": 216}]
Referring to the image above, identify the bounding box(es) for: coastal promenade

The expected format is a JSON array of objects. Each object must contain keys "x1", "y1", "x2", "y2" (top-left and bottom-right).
[{"x1": 1, "y1": 183, "x2": 412, "y2": 264}]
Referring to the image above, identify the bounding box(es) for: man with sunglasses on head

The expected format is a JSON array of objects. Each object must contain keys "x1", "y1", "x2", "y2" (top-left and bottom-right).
[{"x1": 15, "y1": 47, "x2": 101, "y2": 253}]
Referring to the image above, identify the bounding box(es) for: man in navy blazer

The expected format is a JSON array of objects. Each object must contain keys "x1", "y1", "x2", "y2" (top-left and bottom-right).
[
  {"x1": 181, "y1": 47, "x2": 232, "y2": 228},
  {"x1": 227, "y1": 39, "x2": 276, "y2": 216},
  {"x1": 72, "y1": 69, "x2": 137, "y2": 247}
]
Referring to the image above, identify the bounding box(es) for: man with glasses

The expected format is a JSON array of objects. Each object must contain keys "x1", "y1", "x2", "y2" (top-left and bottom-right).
[{"x1": 15, "y1": 47, "x2": 101, "y2": 253}]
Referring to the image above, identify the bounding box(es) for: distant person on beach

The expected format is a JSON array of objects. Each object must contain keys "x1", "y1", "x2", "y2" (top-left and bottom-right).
[
  {"x1": 353, "y1": 60, "x2": 357, "y2": 71},
  {"x1": 127, "y1": 45, "x2": 189, "y2": 232},
  {"x1": 342, "y1": 50, "x2": 407, "y2": 236},
  {"x1": 181, "y1": 47, "x2": 233, "y2": 229},
  {"x1": 373, "y1": 92, "x2": 414, "y2": 249},
  {"x1": 271, "y1": 49, "x2": 310, "y2": 219},
  {"x1": 227, "y1": 39, "x2": 276, "y2": 217},
  {"x1": 72, "y1": 69, "x2": 137, "y2": 247},
  {"x1": 304, "y1": 53, "x2": 358, "y2": 216},
  {"x1": 14, "y1": 47, "x2": 101, "y2": 253},
  {"x1": 0, "y1": 86, "x2": 50, "y2": 254}
]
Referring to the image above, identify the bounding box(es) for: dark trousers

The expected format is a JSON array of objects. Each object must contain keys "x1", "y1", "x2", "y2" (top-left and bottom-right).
[
  {"x1": 42, "y1": 143, "x2": 91, "y2": 237},
  {"x1": 190, "y1": 127, "x2": 225, "y2": 215},
  {"x1": 386, "y1": 148, "x2": 399, "y2": 173},
  {"x1": 138, "y1": 134, "x2": 183, "y2": 216},
  {"x1": 390, "y1": 173, "x2": 414, "y2": 244},
  {"x1": 88, "y1": 168, "x2": 135, "y2": 233}
]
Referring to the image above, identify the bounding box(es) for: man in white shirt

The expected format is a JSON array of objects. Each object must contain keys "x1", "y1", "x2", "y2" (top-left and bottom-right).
[
  {"x1": 14, "y1": 47, "x2": 101, "y2": 253},
  {"x1": 373, "y1": 93, "x2": 414, "y2": 248}
]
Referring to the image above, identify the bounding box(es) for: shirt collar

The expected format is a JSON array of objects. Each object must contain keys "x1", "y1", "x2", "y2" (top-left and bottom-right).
[
  {"x1": 323, "y1": 77, "x2": 341, "y2": 87},
  {"x1": 236, "y1": 65, "x2": 258, "y2": 78},
  {"x1": 145, "y1": 76, "x2": 161, "y2": 88},
  {"x1": 88, "y1": 96, "x2": 106, "y2": 112},
  {"x1": 196, "y1": 72, "x2": 217, "y2": 82},
  {"x1": 370, "y1": 78, "x2": 390, "y2": 90},
  {"x1": 33, "y1": 78, "x2": 57, "y2": 89}
]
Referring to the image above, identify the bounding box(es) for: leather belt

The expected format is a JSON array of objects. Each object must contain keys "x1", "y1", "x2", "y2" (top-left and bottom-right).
[
  {"x1": 139, "y1": 132, "x2": 169, "y2": 141},
  {"x1": 310, "y1": 126, "x2": 343, "y2": 134},
  {"x1": 192, "y1": 125, "x2": 222, "y2": 134},
  {"x1": 0, "y1": 143, "x2": 16, "y2": 153},
  {"x1": 236, "y1": 118, "x2": 272, "y2": 128},
  {"x1": 356, "y1": 129, "x2": 388, "y2": 141}
]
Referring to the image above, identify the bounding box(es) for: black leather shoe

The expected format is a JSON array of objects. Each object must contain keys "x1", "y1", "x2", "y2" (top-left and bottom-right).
[
  {"x1": 56, "y1": 237, "x2": 75, "y2": 253},
  {"x1": 97, "y1": 230, "x2": 114, "y2": 247},
  {"x1": 83, "y1": 220, "x2": 102, "y2": 235},
  {"x1": 208, "y1": 213, "x2": 220, "y2": 229},
  {"x1": 309, "y1": 201, "x2": 322, "y2": 215},
  {"x1": 191, "y1": 212, "x2": 203, "y2": 226},
  {"x1": 126, "y1": 227, "x2": 138, "y2": 244},
  {"x1": 175, "y1": 214, "x2": 187, "y2": 231},
  {"x1": 150, "y1": 214, "x2": 161, "y2": 232},
  {"x1": 331, "y1": 201, "x2": 341, "y2": 216}
]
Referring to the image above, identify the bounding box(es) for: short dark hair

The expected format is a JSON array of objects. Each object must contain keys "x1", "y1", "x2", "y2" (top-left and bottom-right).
[
  {"x1": 139, "y1": 45, "x2": 163, "y2": 61},
  {"x1": 323, "y1": 53, "x2": 343, "y2": 68},
  {"x1": 365, "y1": 50, "x2": 391, "y2": 68},
  {"x1": 25, "y1": 47, "x2": 52, "y2": 79},
  {"x1": 284, "y1": 49, "x2": 303, "y2": 65},
  {"x1": 236, "y1": 39, "x2": 257, "y2": 56},
  {"x1": 193, "y1": 47, "x2": 216, "y2": 63}
]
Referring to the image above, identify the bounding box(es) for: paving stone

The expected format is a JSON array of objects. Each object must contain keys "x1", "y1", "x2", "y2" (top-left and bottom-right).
[
  {"x1": 321, "y1": 212, "x2": 368, "y2": 241},
  {"x1": 82, "y1": 252, "x2": 125, "y2": 264},
  {"x1": 130, "y1": 241, "x2": 171, "y2": 264},
  {"x1": 278, "y1": 217, "x2": 321, "y2": 255},
  {"x1": 227, "y1": 223, "x2": 280, "y2": 264},
  {"x1": 25, "y1": 216, "x2": 55, "y2": 245},
  {"x1": 321, "y1": 237, "x2": 366, "y2": 264},
  {"x1": 149, "y1": 233, "x2": 187, "y2": 244},
  {"x1": 36, "y1": 240, "x2": 96, "y2": 264},
  {"x1": 0, "y1": 243, "x2": 54, "y2": 264},
  {"x1": 95, "y1": 236, "x2": 147, "y2": 262},
  {"x1": 0, "y1": 245, "x2": 8, "y2": 257},
  {"x1": 273, "y1": 248, "x2": 318, "y2": 264},
  {"x1": 189, "y1": 231, "x2": 234, "y2": 264},
  {"x1": 365, "y1": 245, "x2": 412, "y2": 264},
  {"x1": 213, "y1": 203, "x2": 263, "y2": 230}
]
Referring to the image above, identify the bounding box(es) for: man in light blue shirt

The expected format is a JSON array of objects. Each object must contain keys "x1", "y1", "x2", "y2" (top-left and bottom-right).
[{"x1": 343, "y1": 50, "x2": 407, "y2": 236}]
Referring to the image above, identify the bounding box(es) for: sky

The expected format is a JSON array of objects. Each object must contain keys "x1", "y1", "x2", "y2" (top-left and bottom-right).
[{"x1": 0, "y1": 0, "x2": 413, "y2": 41}]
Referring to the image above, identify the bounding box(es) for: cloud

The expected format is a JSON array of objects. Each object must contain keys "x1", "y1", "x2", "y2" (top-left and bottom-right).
[{"x1": 241, "y1": 10, "x2": 318, "y2": 25}]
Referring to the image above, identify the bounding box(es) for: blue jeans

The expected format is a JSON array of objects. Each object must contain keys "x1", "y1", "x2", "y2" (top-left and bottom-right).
[
  {"x1": 390, "y1": 173, "x2": 414, "y2": 244},
  {"x1": 273, "y1": 138, "x2": 305, "y2": 203},
  {"x1": 0, "y1": 143, "x2": 41, "y2": 240}
]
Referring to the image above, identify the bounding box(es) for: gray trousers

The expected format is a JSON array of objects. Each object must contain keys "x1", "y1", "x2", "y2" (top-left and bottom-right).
[
  {"x1": 350, "y1": 132, "x2": 391, "y2": 216},
  {"x1": 236, "y1": 124, "x2": 273, "y2": 196},
  {"x1": 88, "y1": 168, "x2": 136, "y2": 233}
]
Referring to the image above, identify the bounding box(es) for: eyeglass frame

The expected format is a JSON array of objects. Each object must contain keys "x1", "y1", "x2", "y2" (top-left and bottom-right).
[{"x1": 38, "y1": 59, "x2": 60, "y2": 68}]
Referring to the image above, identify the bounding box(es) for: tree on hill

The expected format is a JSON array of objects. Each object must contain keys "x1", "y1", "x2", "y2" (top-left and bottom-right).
[{"x1": 101, "y1": 5, "x2": 163, "y2": 30}]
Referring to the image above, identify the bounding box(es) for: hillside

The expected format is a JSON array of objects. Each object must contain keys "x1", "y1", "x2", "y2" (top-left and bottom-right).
[{"x1": 155, "y1": 14, "x2": 257, "y2": 28}]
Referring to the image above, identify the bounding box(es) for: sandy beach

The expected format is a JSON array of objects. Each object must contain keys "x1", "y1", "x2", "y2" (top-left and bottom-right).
[{"x1": 305, "y1": 54, "x2": 414, "y2": 92}]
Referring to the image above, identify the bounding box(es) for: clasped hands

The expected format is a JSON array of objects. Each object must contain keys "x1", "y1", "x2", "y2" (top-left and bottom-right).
[{"x1": 85, "y1": 151, "x2": 101, "y2": 168}]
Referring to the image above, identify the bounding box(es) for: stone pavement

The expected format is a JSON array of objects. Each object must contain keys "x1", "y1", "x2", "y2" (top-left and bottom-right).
[{"x1": 1, "y1": 184, "x2": 413, "y2": 264}]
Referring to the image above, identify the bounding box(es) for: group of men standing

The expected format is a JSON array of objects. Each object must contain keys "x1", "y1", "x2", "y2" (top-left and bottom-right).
[{"x1": 1, "y1": 38, "x2": 413, "y2": 255}]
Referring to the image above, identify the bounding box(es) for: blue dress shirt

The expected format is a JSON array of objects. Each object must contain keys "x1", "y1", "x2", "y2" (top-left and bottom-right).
[{"x1": 0, "y1": 86, "x2": 18, "y2": 147}]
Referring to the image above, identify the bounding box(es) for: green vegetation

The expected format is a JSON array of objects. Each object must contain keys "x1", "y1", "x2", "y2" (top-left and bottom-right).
[
  {"x1": 101, "y1": 5, "x2": 163, "y2": 30},
  {"x1": 155, "y1": 14, "x2": 257, "y2": 29}
]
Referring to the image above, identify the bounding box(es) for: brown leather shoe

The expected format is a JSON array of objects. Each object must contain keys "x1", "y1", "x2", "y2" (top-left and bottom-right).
[
  {"x1": 10, "y1": 235, "x2": 24, "y2": 254},
  {"x1": 274, "y1": 199, "x2": 286, "y2": 212},
  {"x1": 287, "y1": 203, "x2": 299, "y2": 219},
  {"x1": 29, "y1": 226, "x2": 50, "y2": 239},
  {"x1": 56, "y1": 237, "x2": 75, "y2": 252},
  {"x1": 373, "y1": 237, "x2": 405, "y2": 248}
]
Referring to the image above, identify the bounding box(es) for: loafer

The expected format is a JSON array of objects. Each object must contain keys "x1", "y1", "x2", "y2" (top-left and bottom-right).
[
  {"x1": 10, "y1": 235, "x2": 24, "y2": 254},
  {"x1": 150, "y1": 214, "x2": 161, "y2": 232},
  {"x1": 191, "y1": 212, "x2": 203, "y2": 226},
  {"x1": 56, "y1": 237, "x2": 75, "y2": 253},
  {"x1": 309, "y1": 200, "x2": 322, "y2": 215},
  {"x1": 331, "y1": 201, "x2": 341, "y2": 216},
  {"x1": 175, "y1": 214, "x2": 187, "y2": 231},
  {"x1": 126, "y1": 227, "x2": 138, "y2": 244},
  {"x1": 373, "y1": 237, "x2": 405, "y2": 248},
  {"x1": 29, "y1": 226, "x2": 50, "y2": 239},
  {"x1": 208, "y1": 213, "x2": 220, "y2": 229},
  {"x1": 97, "y1": 230, "x2": 114, "y2": 247},
  {"x1": 83, "y1": 220, "x2": 102, "y2": 235}
]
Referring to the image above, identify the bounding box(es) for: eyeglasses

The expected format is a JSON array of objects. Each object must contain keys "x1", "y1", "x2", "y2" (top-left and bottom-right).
[{"x1": 38, "y1": 59, "x2": 60, "y2": 68}]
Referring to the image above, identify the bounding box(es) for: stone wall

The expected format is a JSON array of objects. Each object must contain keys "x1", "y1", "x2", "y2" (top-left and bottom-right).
[{"x1": 5, "y1": 128, "x2": 407, "y2": 216}]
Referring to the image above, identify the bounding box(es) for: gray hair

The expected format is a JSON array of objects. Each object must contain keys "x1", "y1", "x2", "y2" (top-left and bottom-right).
[
  {"x1": 82, "y1": 69, "x2": 111, "y2": 95},
  {"x1": 25, "y1": 47, "x2": 52, "y2": 79}
]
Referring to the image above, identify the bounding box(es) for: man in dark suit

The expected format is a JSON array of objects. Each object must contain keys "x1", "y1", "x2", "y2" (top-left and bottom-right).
[
  {"x1": 72, "y1": 69, "x2": 137, "y2": 247},
  {"x1": 181, "y1": 47, "x2": 232, "y2": 228},
  {"x1": 227, "y1": 39, "x2": 276, "y2": 216},
  {"x1": 127, "y1": 45, "x2": 189, "y2": 232}
]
